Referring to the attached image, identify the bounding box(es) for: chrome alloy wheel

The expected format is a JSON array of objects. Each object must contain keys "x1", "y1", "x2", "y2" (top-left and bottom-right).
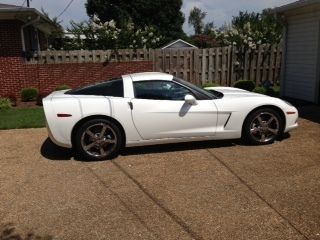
[
  {"x1": 80, "y1": 123, "x2": 117, "y2": 157},
  {"x1": 249, "y1": 112, "x2": 280, "y2": 143}
]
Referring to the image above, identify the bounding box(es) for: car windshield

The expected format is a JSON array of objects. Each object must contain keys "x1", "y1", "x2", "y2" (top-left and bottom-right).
[{"x1": 173, "y1": 77, "x2": 223, "y2": 99}]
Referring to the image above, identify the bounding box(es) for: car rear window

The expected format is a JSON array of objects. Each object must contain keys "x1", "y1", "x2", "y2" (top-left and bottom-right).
[{"x1": 66, "y1": 78, "x2": 124, "y2": 97}]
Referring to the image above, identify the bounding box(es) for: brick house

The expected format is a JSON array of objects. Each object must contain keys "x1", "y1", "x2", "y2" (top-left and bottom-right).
[
  {"x1": 0, "y1": 3, "x2": 152, "y2": 99},
  {"x1": 0, "y1": 3, "x2": 55, "y2": 54}
]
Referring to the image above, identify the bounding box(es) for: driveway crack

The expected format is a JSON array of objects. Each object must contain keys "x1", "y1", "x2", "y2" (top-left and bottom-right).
[
  {"x1": 85, "y1": 161, "x2": 203, "y2": 240},
  {"x1": 111, "y1": 161, "x2": 204, "y2": 240},
  {"x1": 84, "y1": 165, "x2": 162, "y2": 240},
  {"x1": 206, "y1": 149, "x2": 309, "y2": 240}
]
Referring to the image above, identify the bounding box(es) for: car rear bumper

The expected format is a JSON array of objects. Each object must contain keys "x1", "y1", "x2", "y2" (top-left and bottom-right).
[
  {"x1": 46, "y1": 121, "x2": 72, "y2": 148},
  {"x1": 284, "y1": 122, "x2": 298, "y2": 132}
]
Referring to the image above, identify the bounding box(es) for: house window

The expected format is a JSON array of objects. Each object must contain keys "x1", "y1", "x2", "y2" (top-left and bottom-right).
[{"x1": 23, "y1": 25, "x2": 40, "y2": 52}]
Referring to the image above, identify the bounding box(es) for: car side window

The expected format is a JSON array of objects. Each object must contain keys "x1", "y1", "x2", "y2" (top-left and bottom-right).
[
  {"x1": 66, "y1": 79, "x2": 123, "y2": 97},
  {"x1": 133, "y1": 81, "x2": 193, "y2": 100}
]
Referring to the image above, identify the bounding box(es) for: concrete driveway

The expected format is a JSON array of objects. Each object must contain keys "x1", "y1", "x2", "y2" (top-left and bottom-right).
[{"x1": 0, "y1": 106, "x2": 319, "y2": 240}]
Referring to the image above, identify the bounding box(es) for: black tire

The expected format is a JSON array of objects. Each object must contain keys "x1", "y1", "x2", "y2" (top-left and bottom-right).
[
  {"x1": 74, "y1": 118, "x2": 123, "y2": 161},
  {"x1": 242, "y1": 108, "x2": 283, "y2": 145}
]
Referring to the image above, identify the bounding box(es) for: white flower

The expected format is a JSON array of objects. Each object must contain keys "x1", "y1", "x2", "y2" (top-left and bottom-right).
[
  {"x1": 91, "y1": 22, "x2": 99, "y2": 30},
  {"x1": 244, "y1": 22, "x2": 251, "y2": 31},
  {"x1": 133, "y1": 40, "x2": 136, "y2": 43},
  {"x1": 148, "y1": 32, "x2": 153, "y2": 37},
  {"x1": 108, "y1": 20, "x2": 116, "y2": 28},
  {"x1": 127, "y1": 22, "x2": 134, "y2": 30},
  {"x1": 129, "y1": 45, "x2": 133, "y2": 48},
  {"x1": 93, "y1": 14, "x2": 100, "y2": 22}
]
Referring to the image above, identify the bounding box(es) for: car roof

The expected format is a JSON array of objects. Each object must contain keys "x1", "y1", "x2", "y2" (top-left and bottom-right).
[{"x1": 126, "y1": 72, "x2": 173, "y2": 82}]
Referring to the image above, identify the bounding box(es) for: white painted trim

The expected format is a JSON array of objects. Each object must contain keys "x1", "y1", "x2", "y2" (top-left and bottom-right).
[
  {"x1": 315, "y1": 20, "x2": 320, "y2": 104},
  {"x1": 161, "y1": 39, "x2": 198, "y2": 49},
  {"x1": 272, "y1": 0, "x2": 320, "y2": 13},
  {"x1": 20, "y1": 16, "x2": 40, "y2": 51},
  {"x1": 20, "y1": 27, "x2": 26, "y2": 51},
  {"x1": 280, "y1": 22, "x2": 288, "y2": 97},
  {"x1": 36, "y1": 29, "x2": 41, "y2": 51}
]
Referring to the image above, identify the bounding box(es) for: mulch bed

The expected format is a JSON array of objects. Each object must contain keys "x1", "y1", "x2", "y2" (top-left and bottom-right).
[{"x1": 15, "y1": 101, "x2": 42, "y2": 109}]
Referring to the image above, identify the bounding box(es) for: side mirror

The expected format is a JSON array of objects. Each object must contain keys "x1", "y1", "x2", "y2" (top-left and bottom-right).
[{"x1": 184, "y1": 94, "x2": 197, "y2": 105}]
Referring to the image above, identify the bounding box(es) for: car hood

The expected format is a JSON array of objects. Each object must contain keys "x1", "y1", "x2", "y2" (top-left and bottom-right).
[{"x1": 205, "y1": 87, "x2": 264, "y2": 99}]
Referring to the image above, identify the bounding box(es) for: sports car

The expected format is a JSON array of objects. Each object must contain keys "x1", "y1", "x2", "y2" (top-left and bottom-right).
[{"x1": 43, "y1": 72, "x2": 298, "y2": 160}]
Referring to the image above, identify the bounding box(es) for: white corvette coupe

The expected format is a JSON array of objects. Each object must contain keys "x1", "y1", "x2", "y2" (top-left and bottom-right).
[{"x1": 43, "y1": 72, "x2": 298, "y2": 160}]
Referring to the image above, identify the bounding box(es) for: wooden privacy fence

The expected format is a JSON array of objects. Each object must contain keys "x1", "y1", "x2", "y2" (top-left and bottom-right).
[
  {"x1": 27, "y1": 49, "x2": 154, "y2": 64},
  {"x1": 153, "y1": 44, "x2": 282, "y2": 86},
  {"x1": 27, "y1": 44, "x2": 282, "y2": 86}
]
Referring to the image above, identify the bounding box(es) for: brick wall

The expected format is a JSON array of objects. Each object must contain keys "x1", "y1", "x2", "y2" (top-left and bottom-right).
[
  {"x1": 0, "y1": 20, "x2": 153, "y2": 98},
  {"x1": 26, "y1": 61, "x2": 153, "y2": 94},
  {"x1": 0, "y1": 59, "x2": 153, "y2": 98}
]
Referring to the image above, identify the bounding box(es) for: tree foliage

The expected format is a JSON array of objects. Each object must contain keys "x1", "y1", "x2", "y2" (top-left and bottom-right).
[
  {"x1": 188, "y1": 7, "x2": 207, "y2": 35},
  {"x1": 40, "y1": 8, "x2": 64, "y2": 49},
  {"x1": 85, "y1": 0, "x2": 185, "y2": 43},
  {"x1": 190, "y1": 8, "x2": 283, "y2": 49},
  {"x1": 230, "y1": 9, "x2": 283, "y2": 46}
]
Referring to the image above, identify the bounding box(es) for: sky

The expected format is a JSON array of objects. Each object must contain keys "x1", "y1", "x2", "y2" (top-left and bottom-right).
[{"x1": 1, "y1": 0, "x2": 296, "y2": 34}]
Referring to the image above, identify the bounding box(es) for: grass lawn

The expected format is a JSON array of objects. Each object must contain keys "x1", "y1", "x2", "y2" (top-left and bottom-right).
[{"x1": 0, "y1": 107, "x2": 45, "y2": 130}]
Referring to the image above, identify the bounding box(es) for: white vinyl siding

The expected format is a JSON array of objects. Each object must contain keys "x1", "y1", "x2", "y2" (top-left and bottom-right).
[{"x1": 284, "y1": 11, "x2": 320, "y2": 102}]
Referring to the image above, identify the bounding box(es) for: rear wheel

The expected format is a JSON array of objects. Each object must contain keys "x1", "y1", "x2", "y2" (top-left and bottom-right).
[
  {"x1": 74, "y1": 119, "x2": 123, "y2": 160},
  {"x1": 243, "y1": 108, "x2": 283, "y2": 145}
]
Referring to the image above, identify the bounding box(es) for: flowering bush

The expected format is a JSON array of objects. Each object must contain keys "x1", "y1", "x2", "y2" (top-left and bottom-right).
[
  {"x1": 64, "y1": 15, "x2": 162, "y2": 50},
  {"x1": 193, "y1": 10, "x2": 283, "y2": 50},
  {"x1": 203, "y1": 21, "x2": 281, "y2": 50}
]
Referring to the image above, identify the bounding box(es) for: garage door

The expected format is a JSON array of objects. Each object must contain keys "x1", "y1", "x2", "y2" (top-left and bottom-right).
[{"x1": 284, "y1": 13, "x2": 319, "y2": 102}]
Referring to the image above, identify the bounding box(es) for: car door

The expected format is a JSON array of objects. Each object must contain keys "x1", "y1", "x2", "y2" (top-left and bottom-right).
[{"x1": 130, "y1": 80, "x2": 218, "y2": 140}]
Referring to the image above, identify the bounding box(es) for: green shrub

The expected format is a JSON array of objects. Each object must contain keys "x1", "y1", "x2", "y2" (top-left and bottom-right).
[
  {"x1": 253, "y1": 86, "x2": 267, "y2": 95},
  {"x1": 55, "y1": 85, "x2": 71, "y2": 91},
  {"x1": 36, "y1": 92, "x2": 50, "y2": 106},
  {"x1": 21, "y1": 88, "x2": 39, "y2": 102},
  {"x1": 273, "y1": 85, "x2": 280, "y2": 97},
  {"x1": 202, "y1": 82, "x2": 220, "y2": 88},
  {"x1": 234, "y1": 80, "x2": 255, "y2": 91},
  {"x1": 3, "y1": 94, "x2": 17, "y2": 106},
  {"x1": 253, "y1": 86, "x2": 281, "y2": 97},
  {"x1": 265, "y1": 87, "x2": 276, "y2": 97},
  {"x1": 0, "y1": 98, "x2": 12, "y2": 110}
]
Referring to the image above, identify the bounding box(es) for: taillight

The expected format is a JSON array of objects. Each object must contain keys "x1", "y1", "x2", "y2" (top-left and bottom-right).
[{"x1": 57, "y1": 113, "x2": 72, "y2": 117}]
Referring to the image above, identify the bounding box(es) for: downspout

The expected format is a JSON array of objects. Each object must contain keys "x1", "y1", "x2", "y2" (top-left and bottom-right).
[{"x1": 21, "y1": 15, "x2": 41, "y2": 51}]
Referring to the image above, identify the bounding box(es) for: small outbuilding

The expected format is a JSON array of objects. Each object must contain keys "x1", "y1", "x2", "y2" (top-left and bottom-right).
[
  {"x1": 161, "y1": 39, "x2": 198, "y2": 49},
  {"x1": 274, "y1": 0, "x2": 320, "y2": 104}
]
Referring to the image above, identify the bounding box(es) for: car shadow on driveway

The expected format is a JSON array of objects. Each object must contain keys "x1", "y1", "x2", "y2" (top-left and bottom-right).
[
  {"x1": 40, "y1": 137, "x2": 239, "y2": 161},
  {"x1": 40, "y1": 138, "x2": 74, "y2": 161}
]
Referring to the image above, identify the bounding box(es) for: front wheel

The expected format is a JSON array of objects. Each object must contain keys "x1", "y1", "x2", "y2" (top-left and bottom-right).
[
  {"x1": 74, "y1": 119, "x2": 123, "y2": 160},
  {"x1": 243, "y1": 108, "x2": 283, "y2": 145}
]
